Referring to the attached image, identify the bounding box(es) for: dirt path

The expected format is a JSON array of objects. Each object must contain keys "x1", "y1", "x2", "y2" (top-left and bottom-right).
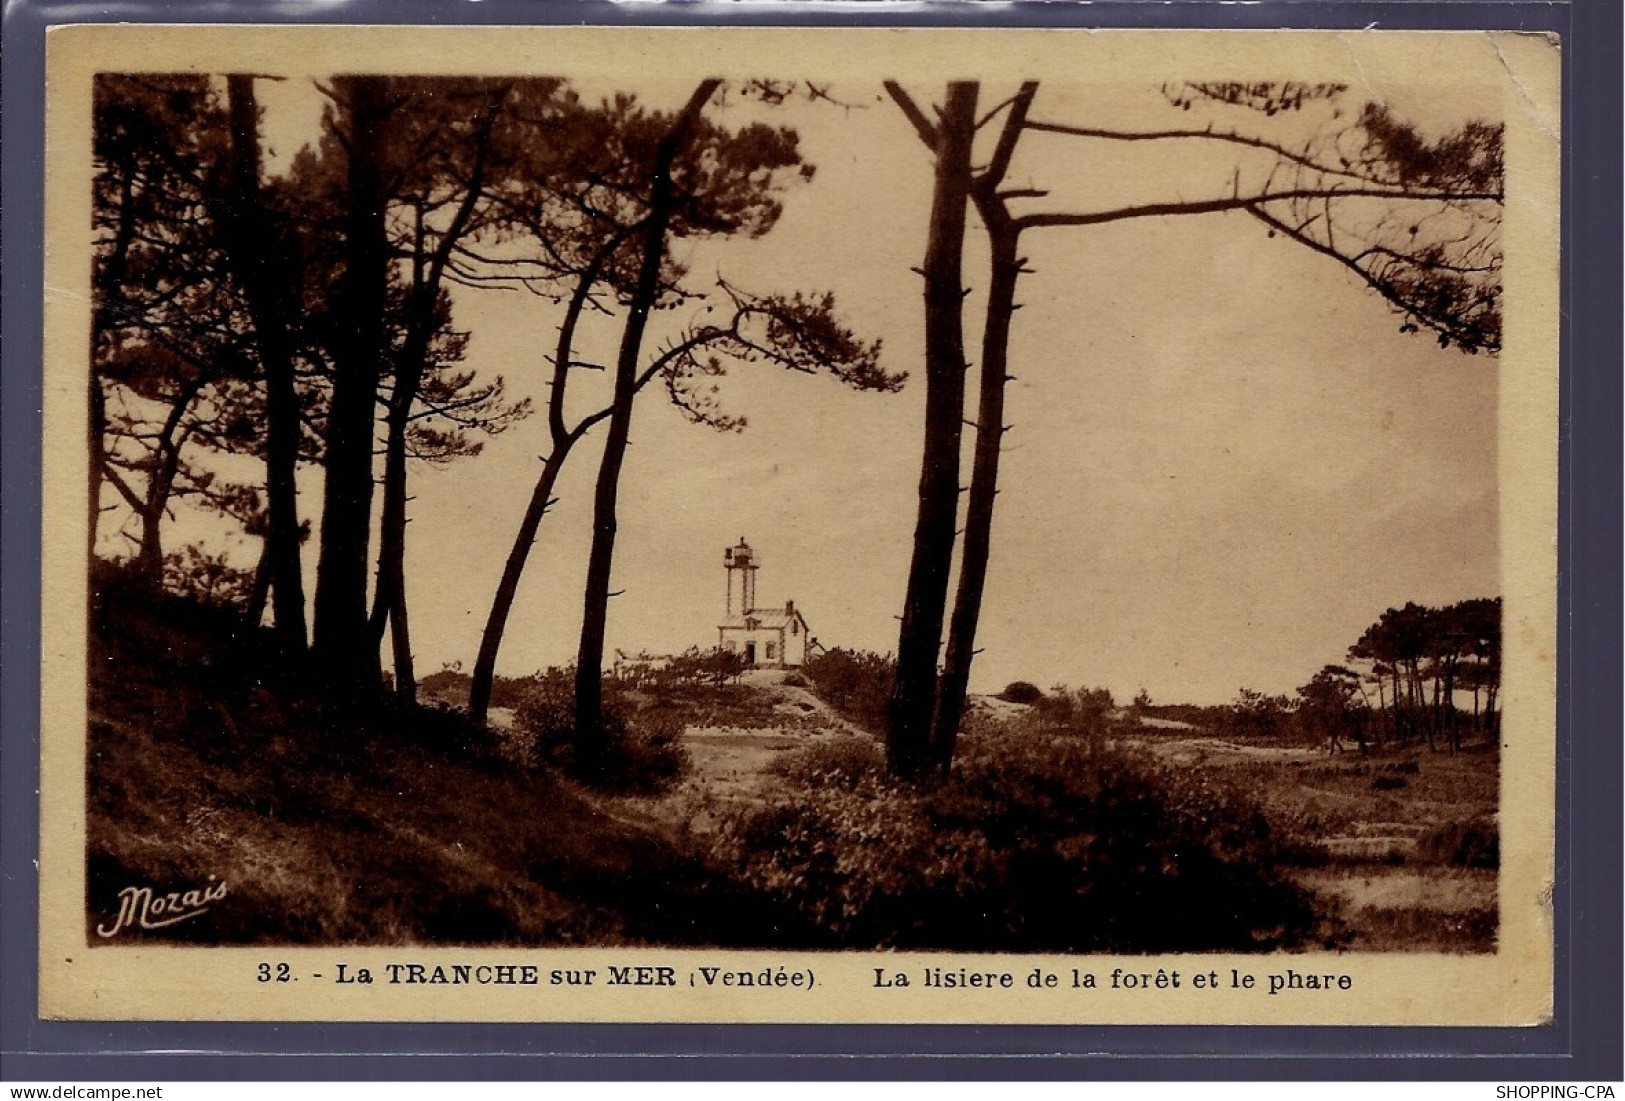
[{"x1": 653, "y1": 669, "x2": 870, "y2": 831}]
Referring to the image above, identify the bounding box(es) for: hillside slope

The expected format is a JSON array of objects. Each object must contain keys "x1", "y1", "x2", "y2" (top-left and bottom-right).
[{"x1": 86, "y1": 570, "x2": 773, "y2": 946}]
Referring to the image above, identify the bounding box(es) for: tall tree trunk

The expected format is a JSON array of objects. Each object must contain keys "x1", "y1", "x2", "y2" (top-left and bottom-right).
[
  {"x1": 884, "y1": 81, "x2": 978, "y2": 780},
  {"x1": 224, "y1": 74, "x2": 308, "y2": 652},
  {"x1": 1400, "y1": 661, "x2": 1415, "y2": 742},
  {"x1": 91, "y1": 157, "x2": 137, "y2": 566},
  {"x1": 136, "y1": 508, "x2": 165, "y2": 581},
  {"x1": 932, "y1": 216, "x2": 1019, "y2": 768},
  {"x1": 1430, "y1": 663, "x2": 1443, "y2": 741},
  {"x1": 470, "y1": 451, "x2": 570, "y2": 723},
  {"x1": 930, "y1": 82, "x2": 1037, "y2": 770},
  {"x1": 574, "y1": 79, "x2": 721, "y2": 768},
  {"x1": 469, "y1": 234, "x2": 625, "y2": 725},
  {"x1": 1452, "y1": 659, "x2": 1462, "y2": 744},
  {"x1": 246, "y1": 538, "x2": 272, "y2": 627},
  {"x1": 134, "y1": 468, "x2": 174, "y2": 583},
  {"x1": 371, "y1": 410, "x2": 417, "y2": 701},
  {"x1": 1397, "y1": 669, "x2": 1410, "y2": 746},
  {"x1": 89, "y1": 380, "x2": 106, "y2": 561},
  {"x1": 1420, "y1": 661, "x2": 1437, "y2": 751},
  {"x1": 1475, "y1": 659, "x2": 1488, "y2": 737},
  {"x1": 313, "y1": 75, "x2": 390, "y2": 695},
  {"x1": 369, "y1": 108, "x2": 498, "y2": 705},
  {"x1": 131, "y1": 385, "x2": 196, "y2": 586},
  {"x1": 388, "y1": 573, "x2": 415, "y2": 702}
]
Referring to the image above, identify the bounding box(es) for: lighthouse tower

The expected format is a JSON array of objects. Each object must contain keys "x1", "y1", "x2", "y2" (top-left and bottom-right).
[{"x1": 723, "y1": 538, "x2": 758, "y2": 616}]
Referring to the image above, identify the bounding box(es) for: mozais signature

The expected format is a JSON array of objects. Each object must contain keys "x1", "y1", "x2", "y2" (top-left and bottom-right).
[{"x1": 96, "y1": 878, "x2": 227, "y2": 938}]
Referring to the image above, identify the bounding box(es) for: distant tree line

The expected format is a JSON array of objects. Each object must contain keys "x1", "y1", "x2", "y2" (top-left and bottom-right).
[
  {"x1": 1345, "y1": 597, "x2": 1501, "y2": 752},
  {"x1": 991, "y1": 597, "x2": 1502, "y2": 757},
  {"x1": 1155, "y1": 597, "x2": 1502, "y2": 754}
]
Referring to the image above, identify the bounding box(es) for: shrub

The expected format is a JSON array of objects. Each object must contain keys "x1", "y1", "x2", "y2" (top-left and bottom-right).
[
  {"x1": 419, "y1": 664, "x2": 472, "y2": 706},
  {"x1": 802, "y1": 649, "x2": 895, "y2": 733},
  {"x1": 617, "y1": 647, "x2": 747, "y2": 691},
  {"x1": 1417, "y1": 818, "x2": 1499, "y2": 869},
  {"x1": 419, "y1": 665, "x2": 540, "y2": 712},
  {"x1": 515, "y1": 667, "x2": 688, "y2": 795},
  {"x1": 716, "y1": 732, "x2": 1319, "y2": 952},
  {"x1": 771, "y1": 736, "x2": 885, "y2": 790},
  {"x1": 591, "y1": 711, "x2": 688, "y2": 796},
  {"x1": 163, "y1": 544, "x2": 258, "y2": 612},
  {"x1": 998, "y1": 681, "x2": 1045, "y2": 705},
  {"x1": 1003, "y1": 685, "x2": 1121, "y2": 752},
  {"x1": 488, "y1": 673, "x2": 542, "y2": 711},
  {"x1": 1230, "y1": 687, "x2": 1297, "y2": 740},
  {"x1": 387, "y1": 696, "x2": 511, "y2": 769}
]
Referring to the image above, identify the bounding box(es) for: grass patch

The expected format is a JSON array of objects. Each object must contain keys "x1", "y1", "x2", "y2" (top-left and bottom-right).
[
  {"x1": 1349, "y1": 905, "x2": 1497, "y2": 953},
  {"x1": 630, "y1": 685, "x2": 834, "y2": 735},
  {"x1": 1170, "y1": 745, "x2": 1499, "y2": 871},
  {"x1": 1417, "y1": 819, "x2": 1500, "y2": 870}
]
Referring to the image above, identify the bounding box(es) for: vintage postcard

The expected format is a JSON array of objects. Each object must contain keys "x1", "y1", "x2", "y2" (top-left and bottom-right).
[{"x1": 39, "y1": 24, "x2": 1559, "y2": 1025}]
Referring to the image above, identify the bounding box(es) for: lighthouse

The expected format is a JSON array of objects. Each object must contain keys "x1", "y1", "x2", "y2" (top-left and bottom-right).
[{"x1": 716, "y1": 538, "x2": 813, "y2": 667}]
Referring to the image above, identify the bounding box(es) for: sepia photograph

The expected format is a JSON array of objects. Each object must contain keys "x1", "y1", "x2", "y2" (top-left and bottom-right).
[{"x1": 38, "y1": 25, "x2": 1559, "y2": 1024}]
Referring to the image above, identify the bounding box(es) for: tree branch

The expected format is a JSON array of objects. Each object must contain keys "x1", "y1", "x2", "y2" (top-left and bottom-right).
[
  {"x1": 1023, "y1": 118, "x2": 1387, "y2": 186},
  {"x1": 980, "y1": 82, "x2": 1039, "y2": 192},
  {"x1": 100, "y1": 460, "x2": 148, "y2": 515},
  {"x1": 1016, "y1": 185, "x2": 1501, "y2": 231},
  {"x1": 1245, "y1": 203, "x2": 1497, "y2": 353},
  {"x1": 884, "y1": 82, "x2": 938, "y2": 149}
]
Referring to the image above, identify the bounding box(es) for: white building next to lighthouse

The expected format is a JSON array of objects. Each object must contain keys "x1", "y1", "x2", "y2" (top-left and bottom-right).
[{"x1": 716, "y1": 538, "x2": 813, "y2": 668}]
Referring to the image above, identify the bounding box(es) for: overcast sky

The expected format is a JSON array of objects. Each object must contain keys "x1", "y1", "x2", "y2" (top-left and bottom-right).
[{"x1": 154, "y1": 68, "x2": 1504, "y2": 705}]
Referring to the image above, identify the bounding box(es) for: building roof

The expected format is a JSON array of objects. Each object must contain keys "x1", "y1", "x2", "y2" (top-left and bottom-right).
[{"x1": 719, "y1": 608, "x2": 808, "y2": 631}]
